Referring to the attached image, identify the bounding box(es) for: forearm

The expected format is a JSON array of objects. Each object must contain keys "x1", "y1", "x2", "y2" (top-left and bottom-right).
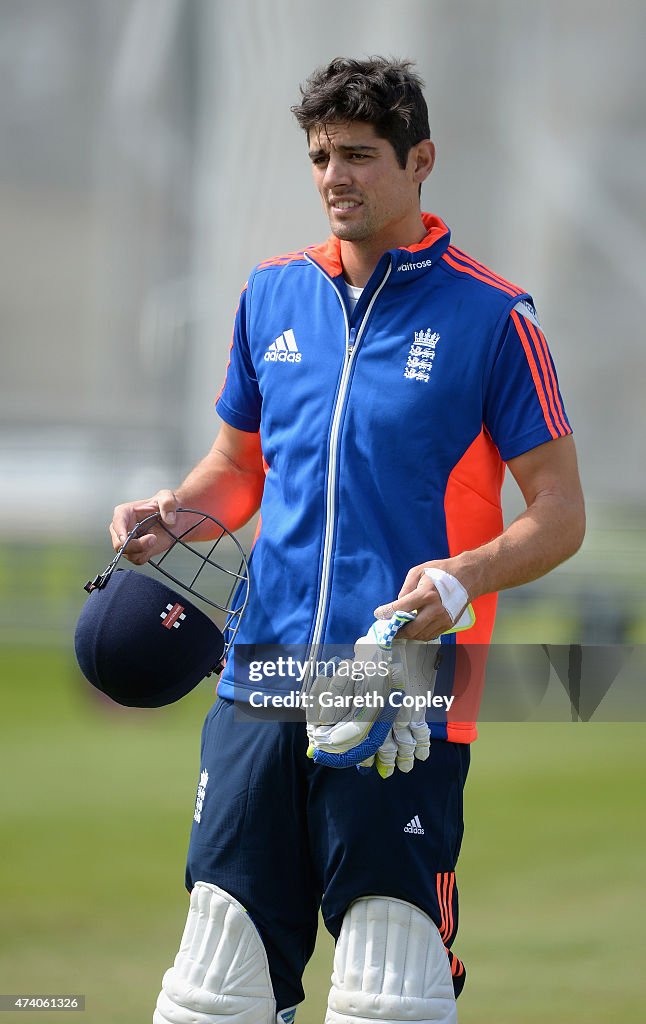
[
  {"x1": 174, "y1": 440, "x2": 264, "y2": 538},
  {"x1": 447, "y1": 488, "x2": 586, "y2": 602},
  {"x1": 376, "y1": 436, "x2": 585, "y2": 640},
  {"x1": 110, "y1": 424, "x2": 265, "y2": 559},
  {"x1": 379, "y1": 491, "x2": 585, "y2": 640}
]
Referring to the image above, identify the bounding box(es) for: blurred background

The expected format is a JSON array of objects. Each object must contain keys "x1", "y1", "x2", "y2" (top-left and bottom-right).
[{"x1": 1, "y1": 1, "x2": 644, "y2": 1021}]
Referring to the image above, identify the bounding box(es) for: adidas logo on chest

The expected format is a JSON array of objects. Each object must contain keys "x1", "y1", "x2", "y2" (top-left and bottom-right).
[
  {"x1": 264, "y1": 328, "x2": 301, "y2": 363},
  {"x1": 404, "y1": 814, "x2": 425, "y2": 835}
]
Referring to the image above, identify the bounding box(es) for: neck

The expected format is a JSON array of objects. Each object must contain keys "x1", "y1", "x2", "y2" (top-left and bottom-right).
[{"x1": 340, "y1": 212, "x2": 428, "y2": 287}]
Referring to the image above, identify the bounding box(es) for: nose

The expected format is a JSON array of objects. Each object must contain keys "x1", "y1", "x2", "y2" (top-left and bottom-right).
[{"x1": 321, "y1": 153, "x2": 352, "y2": 191}]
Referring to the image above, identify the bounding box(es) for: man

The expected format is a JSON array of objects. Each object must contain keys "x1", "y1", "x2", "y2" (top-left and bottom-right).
[{"x1": 111, "y1": 58, "x2": 585, "y2": 1024}]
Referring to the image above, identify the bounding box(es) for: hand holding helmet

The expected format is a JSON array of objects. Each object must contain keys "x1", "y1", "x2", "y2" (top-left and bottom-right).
[{"x1": 75, "y1": 508, "x2": 249, "y2": 708}]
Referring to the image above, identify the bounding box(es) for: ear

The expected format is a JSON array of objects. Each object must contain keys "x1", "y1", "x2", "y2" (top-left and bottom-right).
[{"x1": 411, "y1": 140, "x2": 435, "y2": 183}]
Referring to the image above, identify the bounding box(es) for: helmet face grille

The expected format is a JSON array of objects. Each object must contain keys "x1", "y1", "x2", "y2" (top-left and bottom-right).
[
  {"x1": 75, "y1": 509, "x2": 249, "y2": 707},
  {"x1": 75, "y1": 570, "x2": 225, "y2": 707}
]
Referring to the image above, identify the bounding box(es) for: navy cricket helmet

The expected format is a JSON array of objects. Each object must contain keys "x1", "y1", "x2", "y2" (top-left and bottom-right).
[{"x1": 74, "y1": 509, "x2": 249, "y2": 708}]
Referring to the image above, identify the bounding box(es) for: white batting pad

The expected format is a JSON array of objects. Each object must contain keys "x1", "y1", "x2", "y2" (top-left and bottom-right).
[
  {"x1": 326, "y1": 896, "x2": 457, "y2": 1023},
  {"x1": 153, "y1": 882, "x2": 275, "y2": 1024}
]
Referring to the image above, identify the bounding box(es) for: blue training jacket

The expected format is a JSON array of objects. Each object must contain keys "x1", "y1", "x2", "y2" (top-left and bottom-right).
[{"x1": 214, "y1": 214, "x2": 572, "y2": 740}]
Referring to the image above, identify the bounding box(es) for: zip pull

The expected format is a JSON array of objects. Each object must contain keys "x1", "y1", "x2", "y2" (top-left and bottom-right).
[{"x1": 347, "y1": 327, "x2": 357, "y2": 357}]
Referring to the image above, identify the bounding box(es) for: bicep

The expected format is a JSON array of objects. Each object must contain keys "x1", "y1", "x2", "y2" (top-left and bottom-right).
[
  {"x1": 507, "y1": 435, "x2": 584, "y2": 510},
  {"x1": 210, "y1": 422, "x2": 264, "y2": 480},
  {"x1": 484, "y1": 307, "x2": 572, "y2": 461}
]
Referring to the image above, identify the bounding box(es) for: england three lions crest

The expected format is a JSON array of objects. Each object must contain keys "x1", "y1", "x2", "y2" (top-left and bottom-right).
[{"x1": 404, "y1": 329, "x2": 440, "y2": 383}]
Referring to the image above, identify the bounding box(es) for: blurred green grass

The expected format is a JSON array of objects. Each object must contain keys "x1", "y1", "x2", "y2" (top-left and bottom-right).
[{"x1": 1, "y1": 647, "x2": 644, "y2": 1022}]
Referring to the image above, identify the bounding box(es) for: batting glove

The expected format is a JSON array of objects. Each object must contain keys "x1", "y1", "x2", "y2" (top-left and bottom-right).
[
  {"x1": 306, "y1": 611, "x2": 416, "y2": 768},
  {"x1": 358, "y1": 640, "x2": 433, "y2": 778}
]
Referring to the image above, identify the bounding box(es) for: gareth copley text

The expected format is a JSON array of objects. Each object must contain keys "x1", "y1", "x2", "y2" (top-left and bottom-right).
[{"x1": 249, "y1": 690, "x2": 455, "y2": 713}]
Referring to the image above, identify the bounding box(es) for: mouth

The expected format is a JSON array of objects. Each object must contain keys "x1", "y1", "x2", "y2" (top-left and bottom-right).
[{"x1": 328, "y1": 198, "x2": 362, "y2": 212}]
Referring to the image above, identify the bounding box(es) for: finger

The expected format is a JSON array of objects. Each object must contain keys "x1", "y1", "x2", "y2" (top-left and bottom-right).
[
  {"x1": 109, "y1": 520, "x2": 148, "y2": 552},
  {"x1": 124, "y1": 536, "x2": 161, "y2": 565},
  {"x1": 108, "y1": 520, "x2": 162, "y2": 564},
  {"x1": 396, "y1": 606, "x2": 452, "y2": 640},
  {"x1": 155, "y1": 489, "x2": 179, "y2": 526},
  {"x1": 111, "y1": 500, "x2": 160, "y2": 546},
  {"x1": 110, "y1": 512, "x2": 138, "y2": 551},
  {"x1": 411, "y1": 721, "x2": 431, "y2": 761},
  {"x1": 109, "y1": 521, "x2": 126, "y2": 554},
  {"x1": 397, "y1": 566, "x2": 424, "y2": 599},
  {"x1": 393, "y1": 725, "x2": 416, "y2": 772},
  {"x1": 373, "y1": 592, "x2": 420, "y2": 620},
  {"x1": 390, "y1": 693, "x2": 413, "y2": 731},
  {"x1": 383, "y1": 574, "x2": 444, "y2": 618},
  {"x1": 111, "y1": 504, "x2": 138, "y2": 544},
  {"x1": 358, "y1": 755, "x2": 375, "y2": 769},
  {"x1": 375, "y1": 733, "x2": 397, "y2": 778},
  {"x1": 396, "y1": 755, "x2": 415, "y2": 773}
]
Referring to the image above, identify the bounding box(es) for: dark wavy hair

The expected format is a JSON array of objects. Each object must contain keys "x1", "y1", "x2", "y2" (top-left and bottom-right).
[{"x1": 291, "y1": 57, "x2": 430, "y2": 169}]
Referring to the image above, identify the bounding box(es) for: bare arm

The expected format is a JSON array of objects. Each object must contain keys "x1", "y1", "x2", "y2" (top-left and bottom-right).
[
  {"x1": 109, "y1": 423, "x2": 265, "y2": 563},
  {"x1": 375, "y1": 434, "x2": 586, "y2": 640}
]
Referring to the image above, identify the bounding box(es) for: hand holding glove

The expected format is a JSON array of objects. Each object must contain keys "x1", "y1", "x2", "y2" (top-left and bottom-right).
[{"x1": 306, "y1": 611, "x2": 416, "y2": 768}]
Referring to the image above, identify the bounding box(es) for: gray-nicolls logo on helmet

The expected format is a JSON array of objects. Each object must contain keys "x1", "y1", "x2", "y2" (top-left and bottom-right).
[{"x1": 74, "y1": 509, "x2": 249, "y2": 708}]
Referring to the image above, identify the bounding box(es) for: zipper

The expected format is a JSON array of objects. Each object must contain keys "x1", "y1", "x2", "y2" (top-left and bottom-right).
[
  {"x1": 304, "y1": 254, "x2": 393, "y2": 670},
  {"x1": 347, "y1": 326, "x2": 356, "y2": 357}
]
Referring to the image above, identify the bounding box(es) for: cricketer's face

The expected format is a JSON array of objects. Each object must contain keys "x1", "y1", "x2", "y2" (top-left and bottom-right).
[{"x1": 308, "y1": 121, "x2": 428, "y2": 246}]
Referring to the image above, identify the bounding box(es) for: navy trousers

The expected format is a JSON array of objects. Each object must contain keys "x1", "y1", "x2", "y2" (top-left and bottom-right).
[{"x1": 186, "y1": 697, "x2": 470, "y2": 1010}]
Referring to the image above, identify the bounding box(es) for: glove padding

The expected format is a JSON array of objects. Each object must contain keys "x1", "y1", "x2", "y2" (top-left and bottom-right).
[
  {"x1": 358, "y1": 640, "x2": 433, "y2": 778},
  {"x1": 359, "y1": 721, "x2": 431, "y2": 778},
  {"x1": 359, "y1": 600, "x2": 476, "y2": 779},
  {"x1": 306, "y1": 612, "x2": 416, "y2": 768}
]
